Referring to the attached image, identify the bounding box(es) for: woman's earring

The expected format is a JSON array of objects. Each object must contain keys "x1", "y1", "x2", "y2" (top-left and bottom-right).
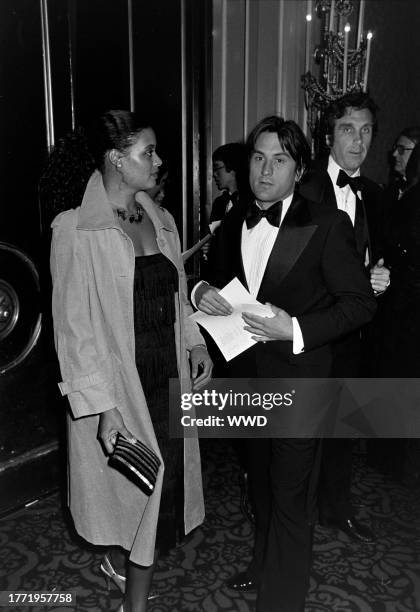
[{"x1": 117, "y1": 161, "x2": 122, "y2": 168}]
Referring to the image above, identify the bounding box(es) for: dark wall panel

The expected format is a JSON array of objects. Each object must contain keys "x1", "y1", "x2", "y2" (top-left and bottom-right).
[
  {"x1": 48, "y1": 0, "x2": 74, "y2": 138},
  {"x1": 0, "y1": 0, "x2": 46, "y2": 258},
  {"x1": 73, "y1": 0, "x2": 130, "y2": 127},
  {"x1": 362, "y1": 0, "x2": 420, "y2": 184},
  {"x1": 132, "y1": 0, "x2": 183, "y2": 229}
]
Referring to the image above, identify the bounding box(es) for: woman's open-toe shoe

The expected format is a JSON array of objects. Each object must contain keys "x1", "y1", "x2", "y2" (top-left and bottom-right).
[{"x1": 100, "y1": 554, "x2": 126, "y2": 593}]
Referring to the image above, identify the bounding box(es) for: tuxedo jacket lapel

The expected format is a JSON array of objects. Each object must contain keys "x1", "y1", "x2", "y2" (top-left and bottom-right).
[
  {"x1": 324, "y1": 173, "x2": 372, "y2": 263},
  {"x1": 353, "y1": 192, "x2": 372, "y2": 264},
  {"x1": 226, "y1": 202, "x2": 249, "y2": 290},
  {"x1": 359, "y1": 182, "x2": 378, "y2": 263},
  {"x1": 302, "y1": 165, "x2": 374, "y2": 263},
  {"x1": 299, "y1": 159, "x2": 337, "y2": 209},
  {"x1": 260, "y1": 194, "x2": 318, "y2": 293}
]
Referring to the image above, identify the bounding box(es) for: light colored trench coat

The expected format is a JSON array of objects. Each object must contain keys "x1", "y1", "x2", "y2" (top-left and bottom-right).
[{"x1": 50, "y1": 171, "x2": 205, "y2": 565}]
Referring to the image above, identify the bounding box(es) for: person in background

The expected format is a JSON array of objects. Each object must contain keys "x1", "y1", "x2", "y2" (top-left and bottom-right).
[
  {"x1": 201, "y1": 143, "x2": 250, "y2": 266},
  {"x1": 382, "y1": 126, "x2": 420, "y2": 239},
  {"x1": 147, "y1": 163, "x2": 169, "y2": 206},
  {"x1": 390, "y1": 126, "x2": 420, "y2": 194},
  {"x1": 209, "y1": 142, "x2": 249, "y2": 223},
  {"x1": 369, "y1": 144, "x2": 420, "y2": 486},
  {"x1": 40, "y1": 110, "x2": 212, "y2": 612},
  {"x1": 299, "y1": 92, "x2": 390, "y2": 544},
  {"x1": 201, "y1": 143, "x2": 250, "y2": 373}
]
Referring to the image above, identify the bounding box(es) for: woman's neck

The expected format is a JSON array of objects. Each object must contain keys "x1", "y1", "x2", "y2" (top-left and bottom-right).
[{"x1": 102, "y1": 174, "x2": 137, "y2": 213}]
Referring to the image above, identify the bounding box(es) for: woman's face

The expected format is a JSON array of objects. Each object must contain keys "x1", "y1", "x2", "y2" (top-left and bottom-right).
[{"x1": 119, "y1": 128, "x2": 162, "y2": 191}]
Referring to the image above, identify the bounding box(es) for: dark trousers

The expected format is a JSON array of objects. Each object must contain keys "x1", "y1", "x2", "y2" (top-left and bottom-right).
[
  {"x1": 319, "y1": 438, "x2": 354, "y2": 518},
  {"x1": 318, "y1": 337, "x2": 361, "y2": 520},
  {"x1": 245, "y1": 438, "x2": 320, "y2": 612}
]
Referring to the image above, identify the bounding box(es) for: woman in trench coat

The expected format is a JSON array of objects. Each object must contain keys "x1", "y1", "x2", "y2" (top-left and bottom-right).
[{"x1": 41, "y1": 110, "x2": 212, "y2": 611}]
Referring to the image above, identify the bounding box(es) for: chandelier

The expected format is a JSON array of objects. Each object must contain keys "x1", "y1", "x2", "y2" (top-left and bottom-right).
[{"x1": 301, "y1": 0, "x2": 373, "y2": 157}]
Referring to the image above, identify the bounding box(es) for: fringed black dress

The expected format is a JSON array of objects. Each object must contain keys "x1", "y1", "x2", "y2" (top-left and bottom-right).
[{"x1": 133, "y1": 253, "x2": 184, "y2": 555}]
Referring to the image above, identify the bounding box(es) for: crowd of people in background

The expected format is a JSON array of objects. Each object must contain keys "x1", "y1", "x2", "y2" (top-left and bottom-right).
[{"x1": 40, "y1": 93, "x2": 420, "y2": 611}]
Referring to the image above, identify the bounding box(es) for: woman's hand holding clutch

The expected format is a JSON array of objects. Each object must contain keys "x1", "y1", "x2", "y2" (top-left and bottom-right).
[
  {"x1": 98, "y1": 407, "x2": 137, "y2": 454},
  {"x1": 190, "y1": 345, "x2": 213, "y2": 390}
]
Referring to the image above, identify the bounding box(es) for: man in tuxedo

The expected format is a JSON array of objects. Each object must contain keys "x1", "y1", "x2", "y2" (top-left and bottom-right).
[
  {"x1": 209, "y1": 143, "x2": 248, "y2": 223},
  {"x1": 299, "y1": 92, "x2": 390, "y2": 543},
  {"x1": 194, "y1": 116, "x2": 377, "y2": 612},
  {"x1": 202, "y1": 143, "x2": 249, "y2": 279}
]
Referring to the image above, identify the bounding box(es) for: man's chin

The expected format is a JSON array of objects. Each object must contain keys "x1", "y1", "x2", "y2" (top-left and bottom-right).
[
  {"x1": 254, "y1": 188, "x2": 273, "y2": 201},
  {"x1": 345, "y1": 155, "x2": 366, "y2": 172}
]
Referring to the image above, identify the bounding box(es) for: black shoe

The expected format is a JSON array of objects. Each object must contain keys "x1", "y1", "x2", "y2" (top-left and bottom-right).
[
  {"x1": 226, "y1": 571, "x2": 257, "y2": 591},
  {"x1": 320, "y1": 515, "x2": 375, "y2": 543}
]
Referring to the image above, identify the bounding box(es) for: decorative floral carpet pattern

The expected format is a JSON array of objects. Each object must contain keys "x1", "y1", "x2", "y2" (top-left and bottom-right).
[{"x1": 0, "y1": 440, "x2": 419, "y2": 611}]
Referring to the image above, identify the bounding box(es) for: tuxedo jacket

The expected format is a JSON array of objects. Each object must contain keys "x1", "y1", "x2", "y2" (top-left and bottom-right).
[
  {"x1": 209, "y1": 191, "x2": 236, "y2": 223},
  {"x1": 207, "y1": 191, "x2": 377, "y2": 378},
  {"x1": 298, "y1": 159, "x2": 385, "y2": 375},
  {"x1": 298, "y1": 158, "x2": 385, "y2": 265},
  {"x1": 370, "y1": 183, "x2": 420, "y2": 376}
]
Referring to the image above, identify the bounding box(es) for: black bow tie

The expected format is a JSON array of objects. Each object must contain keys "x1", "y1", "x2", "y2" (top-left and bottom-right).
[
  {"x1": 245, "y1": 201, "x2": 283, "y2": 229},
  {"x1": 230, "y1": 191, "x2": 239, "y2": 204},
  {"x1": 336, "y1": 169, "x2": 364, "y2": 195}
]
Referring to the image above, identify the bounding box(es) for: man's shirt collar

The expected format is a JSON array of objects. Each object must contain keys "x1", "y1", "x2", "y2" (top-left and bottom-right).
[{"x1": 328, "y1": 155, "x2": 360, "y2": 187}]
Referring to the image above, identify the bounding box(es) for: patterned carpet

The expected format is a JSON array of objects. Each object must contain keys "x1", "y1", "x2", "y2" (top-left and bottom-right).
[{"x1": 0, "y1": 439, "x2": 419, "y2": 612}]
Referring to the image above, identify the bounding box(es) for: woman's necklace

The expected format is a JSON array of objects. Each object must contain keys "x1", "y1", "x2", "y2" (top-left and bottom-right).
[{"x1": 114, "y1": 204, "x2": 144, "y2": 223}]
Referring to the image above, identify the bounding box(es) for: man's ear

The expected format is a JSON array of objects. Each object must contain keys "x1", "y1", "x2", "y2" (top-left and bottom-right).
[
  {"x1": 325, "y1": 133, "x2": 333, "y2": 148},
  {"x1": 109, "y1": 149, "x2": 122, "y2": 168},
  {"x1": 295, "y1": 167, "x2": 304, "y2": 183}
]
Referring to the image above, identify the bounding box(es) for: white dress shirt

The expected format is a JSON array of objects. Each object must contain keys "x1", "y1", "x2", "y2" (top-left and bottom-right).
[
  {"x1": 327, "y1": 156, "x2": 369, "y2": 265},
  {"x1": 192, "y1": 192, "x2": 304, "y2": 354},
  {"x1": 242, "y1": 194, "x2": 293, "y2": 297},
  {"x1": 327, "y1": 155, "x2": 361, "y2": 226}
]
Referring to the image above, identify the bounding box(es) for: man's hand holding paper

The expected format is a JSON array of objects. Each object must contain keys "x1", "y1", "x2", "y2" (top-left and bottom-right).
[
  {"x1": 194, "y1": 283, "x2": 233, "y2": 316},
  {"x1": 191, "y1": 278, "x2": 276, "y2": 361},
  {"x1": 242, "y1": 304, "x2": 293, "y2": 342}
]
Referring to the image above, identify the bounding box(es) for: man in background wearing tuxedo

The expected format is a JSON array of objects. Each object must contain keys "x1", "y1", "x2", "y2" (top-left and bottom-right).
[
  {"x1": 209, "y1": 143, "x2": 248, "y2": 223},
  {"x1": 194, "y1": 115, "x2": 377, "y2": 612},
  {"x1": 299, "y1": 92, "x2": 390, "y2": 543}
]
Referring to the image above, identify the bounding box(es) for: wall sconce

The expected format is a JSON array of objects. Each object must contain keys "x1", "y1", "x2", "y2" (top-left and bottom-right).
[{"x1": 301, "y1": 0, "x2": 373, "y2": 157}]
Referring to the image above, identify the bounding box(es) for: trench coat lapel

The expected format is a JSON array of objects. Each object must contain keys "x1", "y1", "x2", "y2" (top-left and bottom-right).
[{"x1": 76, "y1": 170, "x2": 174, "y2": 235}]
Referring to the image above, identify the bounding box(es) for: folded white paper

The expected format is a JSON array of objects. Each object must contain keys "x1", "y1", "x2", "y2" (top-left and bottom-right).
[{"x1": 190, "y1": 277, "x2": 274, "y2": 361}]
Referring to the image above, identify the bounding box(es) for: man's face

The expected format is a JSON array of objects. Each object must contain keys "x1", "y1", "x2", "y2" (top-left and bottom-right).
[
  {"x1": 249, "y1": 131, "x2": 298, "y2": 209},
  {"x1": 212, "y1": 161, "x2": 236, "y2": 192},
  {"x1": 392, "y1": 135, "x2": 416, "y2": 177},
  {"x1": 330, "y1": 107, "x2": 374, "y2": 174}
]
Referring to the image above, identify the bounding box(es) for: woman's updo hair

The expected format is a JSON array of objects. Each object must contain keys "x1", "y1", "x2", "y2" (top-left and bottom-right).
[
  {"x1": 87, "y1": 110, "x2": 150, "y2": 170},
  {"x1": 40, "y1": 110, "x2": 151, "y2": 221}
]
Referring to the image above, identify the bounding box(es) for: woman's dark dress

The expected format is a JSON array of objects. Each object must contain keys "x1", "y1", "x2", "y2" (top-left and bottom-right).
[{"x1": 133, "y1": 253, "x2": 183, "y2": 554}]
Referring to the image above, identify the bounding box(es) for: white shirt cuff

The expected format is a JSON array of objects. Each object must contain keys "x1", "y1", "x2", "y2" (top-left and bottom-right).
[
  {"x1": 191, "y1": 280, "x2": 209, "y2": 309},
  {"x1": 292, "y1": 317, "x2": 305, "y2": 354}
]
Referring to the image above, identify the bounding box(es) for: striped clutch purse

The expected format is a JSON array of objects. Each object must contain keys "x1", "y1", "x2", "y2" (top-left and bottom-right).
[{"x1": 109, "y1": 433, "x2": 161, "y2": 496}]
